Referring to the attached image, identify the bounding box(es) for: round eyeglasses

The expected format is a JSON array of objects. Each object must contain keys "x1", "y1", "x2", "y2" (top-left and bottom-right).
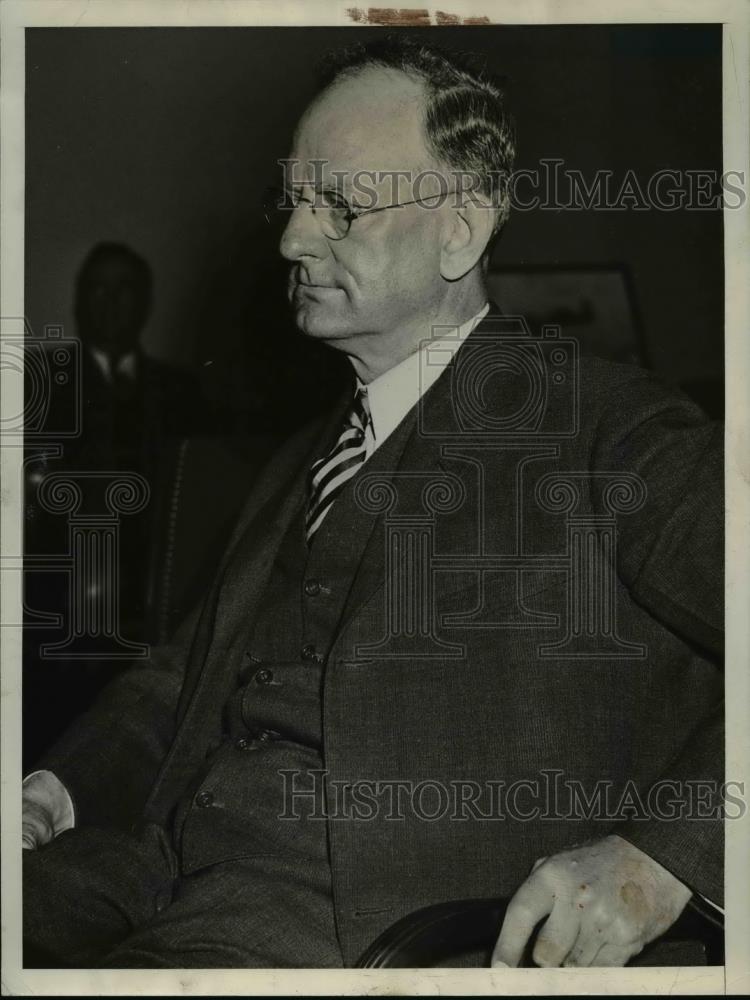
[{"x1": 262, "y1": 185, "x2": 460, "y2": 242}]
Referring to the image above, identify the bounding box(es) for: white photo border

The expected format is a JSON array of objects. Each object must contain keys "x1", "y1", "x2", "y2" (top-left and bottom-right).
[{"x1": 2, "y1": 1, "x2": 747, "y2": 995}]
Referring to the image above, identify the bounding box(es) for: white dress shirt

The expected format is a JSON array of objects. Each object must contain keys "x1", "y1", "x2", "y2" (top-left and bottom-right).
[{"x1": 359, "y1": 302, "x2": 489, "y2": 459}]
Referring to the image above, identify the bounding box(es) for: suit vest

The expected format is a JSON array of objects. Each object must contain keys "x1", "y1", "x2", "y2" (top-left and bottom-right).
[{"x1": 174, "y1": 401, "x2": 419, "y2": 874}]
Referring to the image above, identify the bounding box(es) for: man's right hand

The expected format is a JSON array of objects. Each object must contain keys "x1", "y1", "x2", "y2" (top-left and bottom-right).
[
  {"x1": 22, "y1": 771, "x2": 75, "y2": 850},
  {"x1": 22, "y1": 797, "x2": 56, "y2": 850}
]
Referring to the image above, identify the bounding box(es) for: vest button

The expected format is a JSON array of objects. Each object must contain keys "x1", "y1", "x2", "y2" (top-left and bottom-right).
[
  {"x1": 235, "y1": 737, "x2": 253, "y2": 750},
  {"x1": 255, "y1": 668, "x2": 274, "y2": 685},
  {"x1": 195, "y1": 790, "x2": 214, "y2": 808},
  {"x1": 304, "y1": 578, "x2": 321, "y2": 596},
  {"x1": 301, "y1": 643, "x2": 318, "y2": 661}
]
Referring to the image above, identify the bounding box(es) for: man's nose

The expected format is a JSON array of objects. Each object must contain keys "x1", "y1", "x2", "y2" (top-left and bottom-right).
[{"x1": 279, "y1": 203, "x2": 328, "y2": 261}]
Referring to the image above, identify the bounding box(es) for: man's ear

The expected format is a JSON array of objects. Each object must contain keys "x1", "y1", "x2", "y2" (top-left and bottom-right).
[{"x1": 439, "y1": 195, "x2": 497, "y2": 281}]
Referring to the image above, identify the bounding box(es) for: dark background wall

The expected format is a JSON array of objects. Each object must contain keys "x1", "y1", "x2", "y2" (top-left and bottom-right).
[{"x1": 26, "y1": 24, "x2": 723, "y2": 415}]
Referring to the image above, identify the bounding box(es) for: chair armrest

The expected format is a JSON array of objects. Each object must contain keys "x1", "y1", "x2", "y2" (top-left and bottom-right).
[{"x1": 355, "y1": 895, "x2": 724, "y2": 968}]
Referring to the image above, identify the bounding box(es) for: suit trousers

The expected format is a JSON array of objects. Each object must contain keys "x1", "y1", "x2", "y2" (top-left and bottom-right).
[{"x1": 23, "y1": 824, "x2": 343, "y2": 968}]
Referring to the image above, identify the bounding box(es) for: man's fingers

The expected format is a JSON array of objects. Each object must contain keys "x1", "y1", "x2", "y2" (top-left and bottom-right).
[
  {"x1": 589, "y1": 943, "x2": 637, "y2": 967},
  {"x1": 22, "y1": 820, "x2": 45, "y2": 850},
  {"x1": 564, "y1": 925, "x2": 610, "y2": 968},
  {"x1": 21, "y1": 800, "x2": 54, "y2": 850},
  {"x1": 531, "y1": 899, "x2": 580, "y2": 967},
  {"x1": 22, "y1": 827, "x2": 39, "y2": 850},
  {"x1": 493, "y1": 837, "x2": 685, "y2": 969},
  {"x1": 492, "y1": 876, "x2": 554, "y2": 968}
]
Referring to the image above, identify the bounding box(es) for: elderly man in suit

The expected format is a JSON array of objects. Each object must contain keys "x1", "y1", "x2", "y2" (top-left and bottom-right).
[{"x1": 22, "y1": 37, "x2": 723, "y2": 969}]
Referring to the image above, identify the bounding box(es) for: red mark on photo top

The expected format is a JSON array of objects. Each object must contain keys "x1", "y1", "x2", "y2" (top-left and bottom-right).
[{"x1": 346, "y1": 8, "x2": 492, "y2": 25}]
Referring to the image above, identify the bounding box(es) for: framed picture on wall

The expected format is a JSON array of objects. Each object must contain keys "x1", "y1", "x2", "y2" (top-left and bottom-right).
[{"x1": 486, "y1": 264, "x2": 647, "y2": 367}]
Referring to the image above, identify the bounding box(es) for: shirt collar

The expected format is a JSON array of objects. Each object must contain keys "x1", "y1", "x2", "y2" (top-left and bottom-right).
[
  {"x1": 90, "y1": 346, "x2": 138, "y2": 382},
  {"x1": 357, "y1": 303, "x2": 489, "y2": 447}
]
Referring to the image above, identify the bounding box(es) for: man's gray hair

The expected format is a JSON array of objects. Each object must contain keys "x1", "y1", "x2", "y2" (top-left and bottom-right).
[{"x1": 317, "y1": 35, "x2": 517, "y2": 240}]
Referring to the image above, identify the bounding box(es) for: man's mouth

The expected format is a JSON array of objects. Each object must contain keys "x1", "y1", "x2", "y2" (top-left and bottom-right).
[
  {"x1": 291, "y1": 266, "x2": 340, "y2": 290},
  {"x1": 292, "y1": 282, "x2": 343, "y2": 301}
]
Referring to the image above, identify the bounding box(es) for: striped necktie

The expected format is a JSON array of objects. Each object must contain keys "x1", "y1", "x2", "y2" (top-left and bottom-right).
[{"x1": 306, "y1": 387, "x2": 372, "y2": 543}]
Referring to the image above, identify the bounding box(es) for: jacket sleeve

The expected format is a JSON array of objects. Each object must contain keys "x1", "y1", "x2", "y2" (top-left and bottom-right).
[
  {"x1": 588, "y1": 365, "x2": 724, "y2": 904},
  {"x1": 30, "y1": 415, "x2": 331, "y2": 833},
  {"x1": 33, "y1": 603, "x2": 202, "y2": 832},
  {"x1": 590, "y1": 365, "x2": 723, "y2": 653}
]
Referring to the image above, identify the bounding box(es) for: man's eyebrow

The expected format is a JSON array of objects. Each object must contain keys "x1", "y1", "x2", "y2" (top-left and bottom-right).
[
  {"x1": 287, "y1": 181, "x2": 350, "y2": 198},
  {"x1": 315, "y1": 181, "x2": 349, "y2": 198},
  {"x1": 288, "y1": 183, "x2": 354, "y2": 210}
]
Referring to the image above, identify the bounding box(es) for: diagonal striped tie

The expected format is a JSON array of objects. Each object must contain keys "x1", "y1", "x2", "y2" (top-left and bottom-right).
[{"x1": 306, "y1": 388, "x2": 372, "y2": 543}]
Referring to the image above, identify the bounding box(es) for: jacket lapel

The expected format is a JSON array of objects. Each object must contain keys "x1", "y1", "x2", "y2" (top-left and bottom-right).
[
  {"x1": 336, "y1": 309, "x2": 509, "y2": 635},
  {"x1": 175, "y1": 394, "x2": 351, "y2": 717},
  {"x1": 146, "y1": 395, "x2": 354, "y2": 819},
  {"x1": 211, "y1": 387, "x2": 352, "y2": 621}
]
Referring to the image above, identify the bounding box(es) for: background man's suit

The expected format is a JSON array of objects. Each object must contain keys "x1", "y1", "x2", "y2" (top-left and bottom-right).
[{"x1": 25, "y1": 311, "x2": 723, "y2": 967}]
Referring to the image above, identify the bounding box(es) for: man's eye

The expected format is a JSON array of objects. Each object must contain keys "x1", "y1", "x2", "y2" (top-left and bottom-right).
[
  {"x1": 286, "y1": 188, "x2": 350, "y2": 214},
  {"x1": 317, "y1": 190, "x2": 350, "y2": 212}
]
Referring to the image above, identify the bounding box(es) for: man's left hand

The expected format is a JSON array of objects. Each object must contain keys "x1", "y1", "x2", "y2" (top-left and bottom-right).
[{"x1": 491, "y1": 834, "x2": 692, "y2": 968}]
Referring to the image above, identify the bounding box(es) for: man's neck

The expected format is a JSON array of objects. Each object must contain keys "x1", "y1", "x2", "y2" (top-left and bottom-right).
[{"x1": 348, "y1": 287, "x2": 489, "y2": 384}]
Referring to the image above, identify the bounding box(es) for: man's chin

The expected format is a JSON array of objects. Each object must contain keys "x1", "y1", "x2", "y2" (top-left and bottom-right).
[{"x1": 292, "y1": 301, "x2": 350, "y2": 341}]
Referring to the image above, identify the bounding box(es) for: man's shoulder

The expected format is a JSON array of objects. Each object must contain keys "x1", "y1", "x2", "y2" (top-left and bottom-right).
[
  {"x1": 447, "y1": 337, "x2": 715, "y2": 455},
  {"x1": 464, "y1": 316, "x2": 681, "y2": 412},
  {"x1": 574, "y1": 352, "x2": 714, "y2": 430}
]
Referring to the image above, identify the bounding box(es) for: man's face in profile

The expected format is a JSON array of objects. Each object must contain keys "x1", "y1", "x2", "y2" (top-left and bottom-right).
[{"x1": 279, "y1": 67, "x2": 454, "y2": 354}]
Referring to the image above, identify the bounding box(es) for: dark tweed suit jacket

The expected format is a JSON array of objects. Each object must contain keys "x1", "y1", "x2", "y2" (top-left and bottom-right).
[{"x1": 40, "y1": 310, "x2": 723, "y2": 965}]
